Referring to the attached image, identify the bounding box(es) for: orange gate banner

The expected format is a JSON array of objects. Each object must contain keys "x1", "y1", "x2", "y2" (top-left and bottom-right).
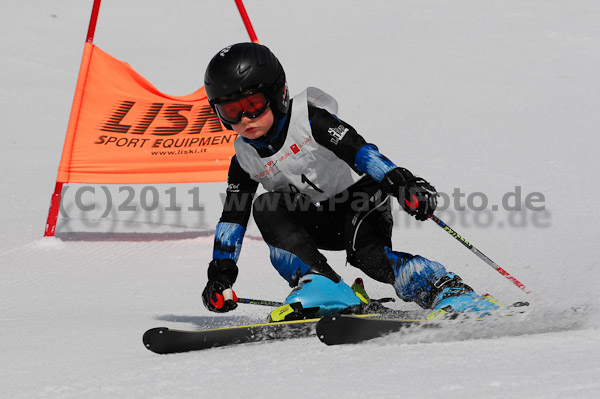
[{"x1": 57, "y1": 43, "x2": 236, "y2": 184}]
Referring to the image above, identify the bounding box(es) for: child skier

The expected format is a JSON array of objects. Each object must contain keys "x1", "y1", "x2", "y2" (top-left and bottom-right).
[{"x1": 201, "y1": 42, "x2": 497, "y2": 319}]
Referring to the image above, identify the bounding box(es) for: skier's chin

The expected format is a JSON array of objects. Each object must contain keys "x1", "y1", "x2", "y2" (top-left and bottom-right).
[{"x1": 240, "y1": 128, "x2": 266, "y2": 140}]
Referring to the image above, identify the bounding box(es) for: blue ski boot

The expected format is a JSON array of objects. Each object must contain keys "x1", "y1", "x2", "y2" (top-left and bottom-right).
[
  {"x1": 269, "y1": 262, "x2": 361, "y2": 322},
  {"x1": 427, "y1": 273, "x2": 499, "y2": 320}
]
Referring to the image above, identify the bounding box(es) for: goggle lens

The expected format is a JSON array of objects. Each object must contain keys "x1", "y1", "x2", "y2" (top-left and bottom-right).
[{"x1": 215, "y1": 92, "x2": 270, "y2": 125}]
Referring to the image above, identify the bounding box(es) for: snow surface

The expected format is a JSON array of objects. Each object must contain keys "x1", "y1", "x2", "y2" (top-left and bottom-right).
[{"x1": 2, "y1": 0, "x2": 600, "y2": 398}]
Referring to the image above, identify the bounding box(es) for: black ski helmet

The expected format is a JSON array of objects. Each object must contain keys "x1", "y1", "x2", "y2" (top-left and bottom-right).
[{"x1": 204, "y1": 43, "x2": 289, "y2": 118}]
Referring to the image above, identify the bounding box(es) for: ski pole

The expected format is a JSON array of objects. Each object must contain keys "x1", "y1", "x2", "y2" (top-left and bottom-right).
[
  {"x1": 236, "y1": 297, "x2": 284, "y2": 307},
  {"x1": 430, "y1": 214, "x2": 532, "y2": 294}
]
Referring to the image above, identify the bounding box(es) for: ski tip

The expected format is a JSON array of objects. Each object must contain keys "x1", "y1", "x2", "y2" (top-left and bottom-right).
[
  {"x1": 143, "y1": 327, "x2": 170, "y2": 354},
  {"x1": 316, "y1": 314, "x2": 423, "y2": 346},
  {"x1": 316, "y1": 314, "x2": 346, "y2": 345},
  {"x1": 316, "y1": 314, "x2": 341, "y2": 346}
]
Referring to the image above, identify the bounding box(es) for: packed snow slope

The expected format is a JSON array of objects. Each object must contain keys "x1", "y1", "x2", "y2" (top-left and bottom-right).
[{"x1": 2, "y1": 1, "x2": 600, "y2": 398}]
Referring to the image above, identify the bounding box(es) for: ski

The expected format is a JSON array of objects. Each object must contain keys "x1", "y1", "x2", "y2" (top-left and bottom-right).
[
  {"x1": 143, "y1": 317, "x2": 320, "y2": 354},
  {"x1": 316, "y1": 314, "x2": 424, "y2": 345},
  {"x1": 316, "y1": 301, "x2": 531, "y2": 346}
]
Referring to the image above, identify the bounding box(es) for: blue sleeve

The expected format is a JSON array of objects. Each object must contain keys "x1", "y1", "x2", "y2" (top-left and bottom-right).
[
  {"x1": 212, "y1": 222, "x2": 246, "y2": 262},
  {"x1": 354, "y1": 144, "x2": 397, "y2": 182}
]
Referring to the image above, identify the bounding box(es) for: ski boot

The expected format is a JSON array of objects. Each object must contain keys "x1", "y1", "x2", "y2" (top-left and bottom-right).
[
  {"x1": 426, "y1": 273, "x2": 500, "y2": 320},
  {"x1": 269, "y1": 262, "x2": 362, "y2": 322}
]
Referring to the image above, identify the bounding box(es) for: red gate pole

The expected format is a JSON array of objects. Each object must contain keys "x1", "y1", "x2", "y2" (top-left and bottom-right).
[
  {"x1": 44, "y1": 0, "x2": 103, "y2": 237},
  {"x1": 44, "y1": 182, "x2": 64, "y2": 237},
  {"x1": 234, "y1": 0, "x2": 259, "y2": 43},
  {"x1": 86, "y1": 0, "x2": 102, "y2": 43}
]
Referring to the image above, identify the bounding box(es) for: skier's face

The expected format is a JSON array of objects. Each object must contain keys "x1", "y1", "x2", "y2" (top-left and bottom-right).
[{"x1": 231, "y1": 107, "x2": 274, "y2": 140}]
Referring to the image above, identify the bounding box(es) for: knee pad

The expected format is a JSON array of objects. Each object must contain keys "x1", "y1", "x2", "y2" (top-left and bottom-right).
[
  {"x1": 390, "y1": 251, "x2": 448, "y2": 309},
  {"x1": 268, "y1": 244, "x2": 311, "y2": 287}
]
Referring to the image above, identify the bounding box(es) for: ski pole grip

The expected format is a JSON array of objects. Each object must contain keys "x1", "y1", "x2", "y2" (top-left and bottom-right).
[
  {"x1": 222, "y1": 288, "x2": 233, "y2": 301},
  {"x1": 222, "y1": 288, "x2": 238, "y2": 303}
]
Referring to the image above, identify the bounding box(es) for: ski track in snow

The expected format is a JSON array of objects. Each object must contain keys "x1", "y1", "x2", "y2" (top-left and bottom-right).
[{"x1": 2, "y1": 1, "x2": 600, "y2": 398}]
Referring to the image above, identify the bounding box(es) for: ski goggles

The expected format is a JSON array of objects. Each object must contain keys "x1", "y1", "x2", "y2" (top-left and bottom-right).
[{"x1": 214, "y1": 91, "x2": 271, "y2": 125}]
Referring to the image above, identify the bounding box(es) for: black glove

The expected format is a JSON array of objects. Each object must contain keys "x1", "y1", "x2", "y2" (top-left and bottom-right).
[
  {"x1": 381, "y1": 167, "x2": 438, "y2": 221},
  {"x1": 202, "y1": 259, "x2": 239, "y2": 313}
]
